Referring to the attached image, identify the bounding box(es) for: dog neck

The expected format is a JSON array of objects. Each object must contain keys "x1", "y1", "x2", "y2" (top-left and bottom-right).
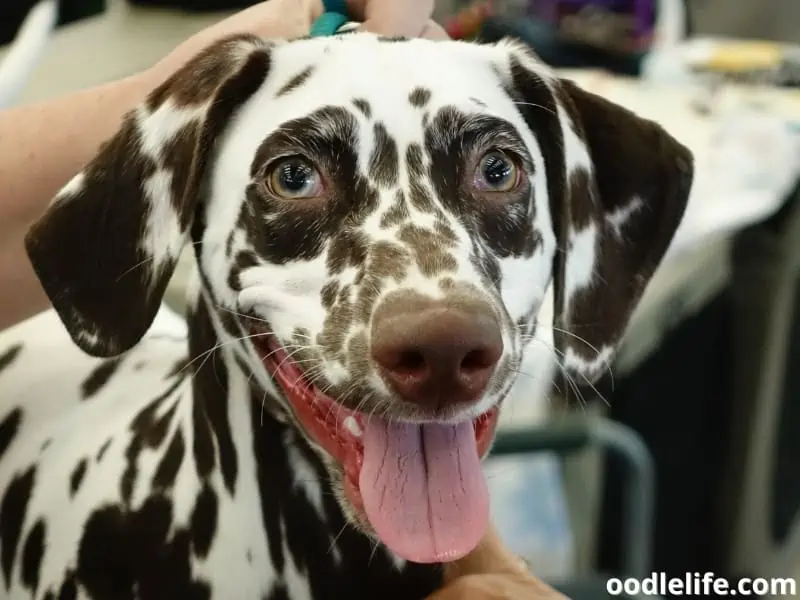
[{"x1": 183, "y1": 292, "x2": 444, "y2": 596}]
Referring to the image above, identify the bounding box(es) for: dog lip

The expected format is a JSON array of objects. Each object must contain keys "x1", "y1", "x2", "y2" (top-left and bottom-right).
[
  {"x1": 254, "y1": 332, "x2": 363, "y2": 464},
  {"x1": 252, "y1": 331, "x2": 500, "y2": 508}
]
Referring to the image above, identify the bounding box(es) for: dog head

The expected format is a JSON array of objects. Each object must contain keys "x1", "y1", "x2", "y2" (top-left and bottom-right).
[{"x1": 26, "y1": 33, "x2": 692, "y2": 564}]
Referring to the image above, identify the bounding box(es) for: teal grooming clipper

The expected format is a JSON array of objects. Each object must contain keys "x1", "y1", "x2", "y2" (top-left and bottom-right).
[{"x1": 310, "y1": 0, "x2": 351, "y2": 37}]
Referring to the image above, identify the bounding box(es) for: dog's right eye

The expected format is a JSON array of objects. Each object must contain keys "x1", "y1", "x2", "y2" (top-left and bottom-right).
[
  {"x1": 267, "y1": 157, "x2": 323, "y2": 199},
  {"x1": 472, "y1": 150, "x2": 520, "y2": 193}
]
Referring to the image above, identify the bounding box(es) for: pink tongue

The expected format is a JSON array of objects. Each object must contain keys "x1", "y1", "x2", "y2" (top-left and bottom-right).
[{"x1": 359, "y1": 418, "x2": 489, "y2": 564}]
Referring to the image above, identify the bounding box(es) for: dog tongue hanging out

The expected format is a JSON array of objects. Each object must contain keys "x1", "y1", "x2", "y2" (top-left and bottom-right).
[{"x1": 359, "y1": 417, "x2": 493, "y2": 563}]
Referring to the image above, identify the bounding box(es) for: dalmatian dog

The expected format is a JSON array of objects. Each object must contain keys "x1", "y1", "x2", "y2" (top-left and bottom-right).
[{"x1": 0, "y1": 32, "x2": 692, "y2": 600}]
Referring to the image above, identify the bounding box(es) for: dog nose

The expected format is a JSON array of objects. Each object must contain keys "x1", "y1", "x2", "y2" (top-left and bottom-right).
[{"x1": 370, "y1": 296, "x2": 503, "y2": 410}]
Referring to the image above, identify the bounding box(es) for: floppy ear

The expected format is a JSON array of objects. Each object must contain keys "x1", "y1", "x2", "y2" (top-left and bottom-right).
[
  {"x1": 506, "y1": 46, "x2": 693, "y2": 384},
  {"x1": 25, "y1": 34, "x2": 272, "y2": 358}
]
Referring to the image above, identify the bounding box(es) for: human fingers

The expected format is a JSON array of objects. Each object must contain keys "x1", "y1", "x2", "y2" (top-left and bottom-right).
[
  {"x1": 441, "y1": 525, "x2": 531, "y2": 584},
  {"x1": 426, "y1": 573, "x2": 568, "y2": 600},
  {"x1": 420, "y1": 20, "x2": 451, "y2": 40},
  {"x1": 346, "y1": 0, "x2": 435, "y2": 37}
]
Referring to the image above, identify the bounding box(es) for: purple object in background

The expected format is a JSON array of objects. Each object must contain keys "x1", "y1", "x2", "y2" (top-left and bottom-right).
[{"x1": 528, "y1": 0, "x2": 657, "y2": 54}]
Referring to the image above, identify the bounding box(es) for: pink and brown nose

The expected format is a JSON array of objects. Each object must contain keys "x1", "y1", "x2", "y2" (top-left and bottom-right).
[{"x1": 370, "y1": 294, "x2": 503, "y2": 411}]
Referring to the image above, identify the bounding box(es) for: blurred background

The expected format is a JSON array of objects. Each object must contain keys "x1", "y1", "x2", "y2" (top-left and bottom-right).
[{"x1": 1, "y1": 1, "x2": 798, "y2": 598}]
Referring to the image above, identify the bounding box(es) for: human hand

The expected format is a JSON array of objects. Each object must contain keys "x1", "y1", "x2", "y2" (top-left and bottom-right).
[
  {"x1": 346, "y1": 0, "x2": 450, "y2": 39},
  {"x1": 146, "y1": 0, "x2": 324, "y2": 84},
  {"x1": 426, "y1": 526, "x2": 569, "y2": 599},
  {"x1": 147, "y1": 0, "x2": 447, "y2": 86}
]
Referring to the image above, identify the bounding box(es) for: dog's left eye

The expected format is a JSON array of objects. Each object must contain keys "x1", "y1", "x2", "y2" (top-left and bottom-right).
[
  {"x1": 267, "y1": 157, "x2": 323, "y2": 199},
  {"x1": 473, "y1": 151, "x2": 519, "y2": 193}
]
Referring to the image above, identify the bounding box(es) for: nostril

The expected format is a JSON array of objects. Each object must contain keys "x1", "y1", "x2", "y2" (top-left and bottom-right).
[
  {"x1": 397, "y1": 349, "x2": 426, "y2": 374},
  {"x1": 460, "y1": 348, "x2": 498, "y2": 373},
  {"x1": 376, "y1": 347, "x2": 428, "y2": 378}
]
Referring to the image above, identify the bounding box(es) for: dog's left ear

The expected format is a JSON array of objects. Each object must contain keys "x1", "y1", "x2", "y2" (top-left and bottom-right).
[
  {"x1": 505, "y1": 46, "x2": 694, "y2": 384},
  {"x1": 25, "y1": 34, "x2": 272, "y2": 358}
]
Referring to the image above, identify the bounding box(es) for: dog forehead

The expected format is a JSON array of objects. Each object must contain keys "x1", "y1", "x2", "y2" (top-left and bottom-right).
[
  {"x1": 217, "y1": 36, "x2": 539, "y2": 173},
  {"x1": 272, "y1": 35, "x2": 506, "y2": 100}
]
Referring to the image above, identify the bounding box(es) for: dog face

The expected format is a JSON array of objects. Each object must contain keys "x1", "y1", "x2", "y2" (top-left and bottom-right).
[{"x1": 25, "y1": 33, "x2": 693, "y2": 564}]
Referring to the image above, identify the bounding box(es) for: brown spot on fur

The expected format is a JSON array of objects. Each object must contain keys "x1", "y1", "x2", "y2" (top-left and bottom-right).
[
  {"x1": 433, "y1": 219, "x2": 458, "y2": 244},
  {"x1": 567, "y1": 168, "x2": 594, "y2": 231},
  {"x1": 398, "y1": 224, "x2": 457, "y2": 276},
  {"x1": 406, "y1": 144, "x2": 425, "y2": 179},
  {"x1": 345, "y1": 330, "x2": 370, "y2": 376},
  {"x1": 320, "y1": 281, "x2": 340, "y2": 309},
  {"x1": 406, "y1": 145, "x2": 437, "y2": 214},
  {"x1": 337, "y1": 284, "x2": 352, "y2": 304},
  {"x1": 326, "y1": 229, "x2": 369, "y2": 275},
  {"x1": 160, "y1": 122, "x2": 202, "y2": 227},
  {"x1": 368, "y1": 241, "x2": 410, "y2": 282},
  {"x1": 380, "y1": 190, "x2": 409, "y2": 229},
  {"x1": 409, "y1": 87, "x2": 431, "y2": 108},
  {"x1": 147, "y1": 35, "x2": 266, "y2": 110},
  {"x1": 218, "y1": 309, "x2": 242, "y2": 339},
  {"x1": 318, "y1": 298, "x2": 355, "y2": 360},
  {"x1": 352, "y1": 99, "x2": 371, "y2": 118},
  {"x1": 354, "y1": 279, "x2": 384, "y2": 323},
  {"x1": 275, "y1": 66, "x2": 315, "y2": 97},
  {"x1": 121, "y1": 383, "x2": 181, "y2": 502},
  {"x1": 407, "y1": 182, "x2": 434, "y2": 213},
  {"x1": 369, "y1": 123, "x2": 399, "y2": 187},
  {"x1": 0, "y1": 344, "x2": 22, "y2": 374}
]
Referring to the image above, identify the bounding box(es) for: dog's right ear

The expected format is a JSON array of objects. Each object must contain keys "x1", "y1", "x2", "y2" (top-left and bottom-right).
[{"x1": 25, "y1": 34, "x2": 272, "y2": 358}]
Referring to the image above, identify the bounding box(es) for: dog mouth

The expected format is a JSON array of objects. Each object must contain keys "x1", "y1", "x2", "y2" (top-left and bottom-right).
[{"x1": 256, "y1": 334, "x2": 499, "y2": 565}]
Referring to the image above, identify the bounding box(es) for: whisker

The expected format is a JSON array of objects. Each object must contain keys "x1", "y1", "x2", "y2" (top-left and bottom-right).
[
  {"x1": 328, "y1": 522, "x2": 350, "y2": 556},
  {"x1": 511, "y1": 99, "x2": 557, "y2": 117},
  {"x1": 533, "y1": 338, "x2": 610, "y2": 409},
  {"x1": 115, "y1": 240, "x2": 204, "y2": 282},
  {"x1": 545, "y1": 324, "x2": 615, "y2": 389},
  {"x1": 181, "y1": 330, "x2": 273, "y2": 374}
]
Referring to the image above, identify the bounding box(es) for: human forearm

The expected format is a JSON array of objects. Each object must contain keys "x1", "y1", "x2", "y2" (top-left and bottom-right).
[{"x1": 0, "y1": 74, "x2": 152, "y2": 227}]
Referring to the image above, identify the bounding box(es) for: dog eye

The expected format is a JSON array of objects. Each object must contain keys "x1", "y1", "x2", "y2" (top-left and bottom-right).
[
  {"x1": 473, "y1": 151, "x2": 519, "y2": 193},
  {"x1": 267, "y1": 157, "x2": 322, "y2": 199}
]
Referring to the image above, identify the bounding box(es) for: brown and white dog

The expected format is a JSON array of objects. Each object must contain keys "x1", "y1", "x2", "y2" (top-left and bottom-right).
[{"x1": 0, "y1": 32, "x2": 692, "y2": 599}]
